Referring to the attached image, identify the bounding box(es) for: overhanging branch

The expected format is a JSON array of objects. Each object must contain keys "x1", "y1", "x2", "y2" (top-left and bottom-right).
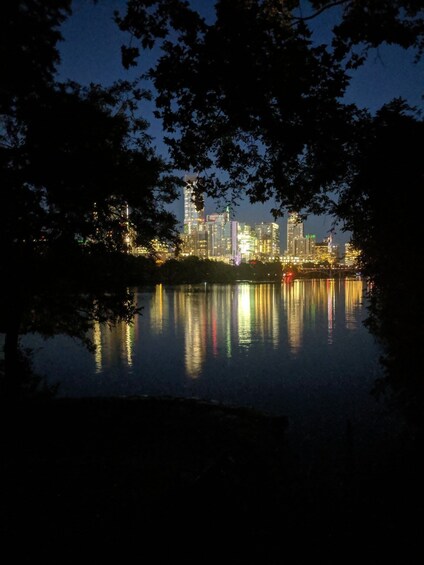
[{"x1": 293, "y1": 0, "x2": 350, "y2": 23}]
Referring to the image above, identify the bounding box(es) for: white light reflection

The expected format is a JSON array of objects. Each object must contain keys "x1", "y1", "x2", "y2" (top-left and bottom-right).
[
  {"x1": 327, "y1": 279, "x2": 335, "y2": 345},
  {"x1": 237, "y1": 284, "x2": 252, "y2": 347},
  {"x1": 183, "y1": 291, "x2": 206, "y2": 379},
  {"x1": 283, "y1": 280, "x2": 304, "y2": 355}
]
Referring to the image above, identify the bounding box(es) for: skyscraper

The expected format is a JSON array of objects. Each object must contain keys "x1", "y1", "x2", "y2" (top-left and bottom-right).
[
  {"x1": 181, "y1": 174, "x2": 207, "y2": 257},
  {"x1": 183, "y1": 174, "x2": 204, "y2": 235},
  {"x1": 255, "y1": 222, "x2": 280, "y2": 260},
  {"x1": 206, "y1": 207, "x2": 239, "y2": 263},
  {"x1": 286, "y1": 212, "x2": 304, "y2": 256}
]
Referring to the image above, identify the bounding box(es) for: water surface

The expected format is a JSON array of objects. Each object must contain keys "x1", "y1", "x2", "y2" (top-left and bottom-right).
[{"x1": 23, "y1": 279, "x2": 387, "y2": 446}]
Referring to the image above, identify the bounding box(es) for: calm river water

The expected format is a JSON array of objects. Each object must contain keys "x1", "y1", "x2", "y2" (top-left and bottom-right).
[{"x1": 22, "y1": 279, "x2": 392, "y2": 446}]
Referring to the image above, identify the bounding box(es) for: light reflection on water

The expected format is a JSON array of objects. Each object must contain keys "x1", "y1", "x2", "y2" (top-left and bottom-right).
[{"x1": 21, "y1": 279, "x2": 381, "y2": 429}]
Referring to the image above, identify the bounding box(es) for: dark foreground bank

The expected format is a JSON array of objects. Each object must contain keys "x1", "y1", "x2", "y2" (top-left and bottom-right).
[{"x1": 1, "y1": 396, "x2": 423, "y2": 563}]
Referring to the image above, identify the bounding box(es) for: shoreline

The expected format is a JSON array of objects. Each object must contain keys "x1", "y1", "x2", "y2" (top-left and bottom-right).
[{"x1": 2, "y1": 394, "x2": 421, "y2": 561}]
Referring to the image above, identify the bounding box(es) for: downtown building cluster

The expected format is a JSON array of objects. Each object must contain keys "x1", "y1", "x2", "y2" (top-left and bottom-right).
[
  {"x1": 285, "y1": 211, "x2": 359, "y2": 266},
  {"x1": 132, "y1": 175, "x2": 359, "y2": 267},
  {"x1": 180, "y1": 175, "x2": 280, "y2": 264},
  {"x1": 179, "y1": 175, "x2": 359, "y2": 266}
]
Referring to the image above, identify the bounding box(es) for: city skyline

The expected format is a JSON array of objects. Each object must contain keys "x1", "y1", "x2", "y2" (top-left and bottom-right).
[
  {"x1": 180, "y1": 179, "x2": 342, "y2": 256},
  {"x1": 57, "y1": 1, "x2": 423, "y2": 249},
  {"x1": 177, "y1": 177, "x2": 351, "y2": 265}
]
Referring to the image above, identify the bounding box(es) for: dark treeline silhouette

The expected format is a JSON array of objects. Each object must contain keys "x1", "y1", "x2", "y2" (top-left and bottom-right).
[
  {"x1": 111, "y1": 254, "x2": 284, "y2": 284},
  {"x1": 97, "y1": 254, "x2": 356, "y2": 285}
]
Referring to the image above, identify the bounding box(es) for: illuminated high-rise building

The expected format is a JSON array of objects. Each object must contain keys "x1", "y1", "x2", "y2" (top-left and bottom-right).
[
  {"x1": 238, "y1": 223, "x2": 256, "y2": 263},
  {"x1": 314, "y1": 237, "x2": 339, "y2": 264},
  {"x1": 182, "y1": 174, "x2": 207, "y2": 257},
  {"x1": 286, "y1": 212, "x2": 304, "y2": 256},
  {"x1": 255, "y1": 222, "x2": 280, "y2": 260},
  {"x1": 305, "y1": 234, "x2": 316, "y2": 259},
  {"x1": 183, "y1": 174, "x2": 204, "y2": 234},
  {"x1": 344, "y1": 242, "x2": 360, "y2": 267},
  {"x1": 206, "y1": 207, "x2": 238, "y2": 263}
]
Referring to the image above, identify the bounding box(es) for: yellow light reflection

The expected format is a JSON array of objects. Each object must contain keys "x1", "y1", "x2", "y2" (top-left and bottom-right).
[
  {"x1": 150, "y1": 284, "x2": 167, "y2": 334},
  {"x1": 91, "y1": 316, "x2": 137, "y2": 374},
  {"x1": 345, "y1": 279, "x2": 364, "y2": 330},
  {"x1": 282, "y1": 280, "x2": 304, "y2": 354},
  {"x1": 253, "y1": 284, "x2": 280, "y2": 348},
  {"x1": 123, "y1": 321, "x2": 134, "y2": 368},
  {"x1": 327, "y1": 279, "x2": 335, "y2": 344},
  {"x1": 93, "y1": 320, "x2": 102, "y2": 373},
  {"x1": 183, "y1": 291, "x2": 205, "y2": 379},
  {"x1": 237, "y1": 284, "x2": 252, "y2": 346}
]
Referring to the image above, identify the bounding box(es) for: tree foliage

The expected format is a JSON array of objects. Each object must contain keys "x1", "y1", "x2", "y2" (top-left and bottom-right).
[
  {"x1": 117, "y1": 0, "x2": 357, "y2": 216},
  {"x1": 0, "y1": 0, "x2": 182, "y2": 391},
  {"x1": 115, "y1": 0, "x2": 424, "y2": 207},
  {"x1": 335, "y1": 99, "x2": 424, "y2": 422},
  {"x1": 116, "y1": 0, "x2": 424, "y2": 418}
]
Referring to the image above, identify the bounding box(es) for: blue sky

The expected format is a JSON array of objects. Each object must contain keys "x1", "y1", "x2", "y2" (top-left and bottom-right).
[{"x1": 57, "y1": 0, "x2": 424, "y2": 248}]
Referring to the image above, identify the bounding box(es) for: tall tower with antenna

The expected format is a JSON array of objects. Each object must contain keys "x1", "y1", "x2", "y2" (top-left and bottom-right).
[{"x1": 183, "y1": 174, "x2": 204, "y2": 235}]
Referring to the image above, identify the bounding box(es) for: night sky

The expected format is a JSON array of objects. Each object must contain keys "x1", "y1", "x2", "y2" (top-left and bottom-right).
[{"x1": 57, "y1": 0, "x2": 424, "y2": 248}]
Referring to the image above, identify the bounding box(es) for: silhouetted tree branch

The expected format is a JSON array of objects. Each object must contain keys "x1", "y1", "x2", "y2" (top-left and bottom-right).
[
  {"x1": 115, "y1": 0, "x2": 424, "y2": 424},
  {"x1": 0, "y1": 0, "x2": 182, "y2": 393}
]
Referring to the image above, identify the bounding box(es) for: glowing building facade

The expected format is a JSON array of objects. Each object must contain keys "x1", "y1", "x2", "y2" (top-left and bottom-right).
[
  {"x1": 181, "y1": 174, "x2": 208, "y2": 257},
  {"x1": 205, "y1": 209, "x2": 239, "y2": 264},
  {"x1": 183, "y1": 174, "x2": 204, "y2": 235},
  {"x1": 255, "y1": 222, "x2": 280, "y2": 261},
  {"x1": 286, "y1": 212, "x2": 304, "y2": 256}
]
